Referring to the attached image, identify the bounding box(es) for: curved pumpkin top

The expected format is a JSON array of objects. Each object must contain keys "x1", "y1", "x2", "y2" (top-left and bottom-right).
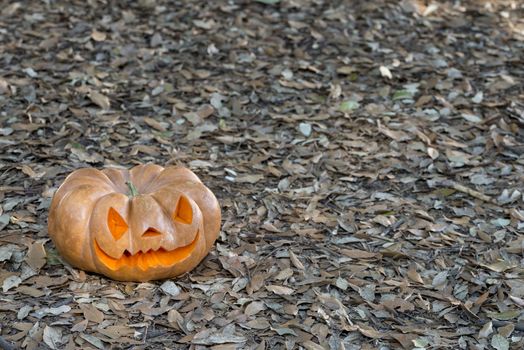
[{"x1": 52, "y1": 164, "x2": 201, "y2": 198}]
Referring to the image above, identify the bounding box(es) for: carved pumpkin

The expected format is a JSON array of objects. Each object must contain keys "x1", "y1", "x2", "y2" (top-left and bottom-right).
[{"x1": 48, "y1": 164, "x2": 221, "y2": 281}]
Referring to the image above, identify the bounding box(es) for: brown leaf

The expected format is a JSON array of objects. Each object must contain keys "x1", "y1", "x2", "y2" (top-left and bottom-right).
[
  {"x1": 382, "y1": 297, "x2": 415, "y2": 312},
  {"x1": 378, "y1": 123, "x2": 411, "y2": 142},
  {"x1": 245, "y1": 301, "x2": 265, "y2": 316},
  {"x1": 80, "y1": 304, "x2": 104, "y2": 323},
  {"x1": 21, "y1": 165, "x2": 37, "y2": 178},
  {"x1": 88, "y1": 91, "x2": 110, "y2": 110},
  {"x1": 301, "y1": 340, "x2": 325, "y2": 350},
  {"x1": 247, "y1": 273, "x2": 265, "y2": 295},
  {"x1": 197, "y1": 104, "x2": 215, "y2": 119},
  {"x1": 236, "y1": 174, "x2": 264, "y2": 184},
  {"x1": 245, "y1": 319, "x2": 270, "y2": 330},
  {"x1": 391, "y1": 333, "x2": 419, "y2": 349},
  {"x1": 144, "y1": 117, "x2": 167, "y2": 131},
  {"x1": 16, "y1": 286, "x2": 45, "y2": 297},
  {"x1": 266, "y1": 285, "x2": 295, "y2": 295},
  {"x1": 71, "y1": 319, "x2": 88, "y2": 333},
  {"x1": 167, "y1": 309, "x2": 185, "y2": 331},
  {"x1": 289, "y1": 250, "x2": 305, "y2": 270},
  {"x1": 357, "y1": 323, "x2": 386, "y2": 339},
  {"x1": 407, "y1": 264, "x2": 424, "y2": 284},
  {"x1": 340, "y1": 249, "x2": 379, "y2": 259},
  {"x1": 25, "y1": 241, "x2": 47, "y2": 270},
  {"x1": 91, "y1": 30, "x2": 107, "y2": 42}
]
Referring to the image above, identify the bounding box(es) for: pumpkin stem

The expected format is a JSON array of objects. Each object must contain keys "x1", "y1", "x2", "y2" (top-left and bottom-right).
[{"x1": 126, "y1": 181, "x2": 139, "y2": 197}]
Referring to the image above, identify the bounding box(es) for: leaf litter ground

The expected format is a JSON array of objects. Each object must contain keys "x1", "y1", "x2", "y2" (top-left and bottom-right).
[{"x1": 0, "y1": 0, "x2": 523, "y2": 349}]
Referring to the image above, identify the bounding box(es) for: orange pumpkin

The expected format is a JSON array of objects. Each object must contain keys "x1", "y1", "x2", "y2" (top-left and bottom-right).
[{"x1": 48, "y1": 164, "x2": 221, "y2": 281}]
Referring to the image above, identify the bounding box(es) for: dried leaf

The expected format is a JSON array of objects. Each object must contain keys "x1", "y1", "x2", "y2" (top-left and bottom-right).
[
  {"x1": 25, "y1": 241, "x2": 47, "y2": 270},
  {"x1": 289, "y1": 250, "x2": 305, "y2": 270},
  {"x1": 491, "y1": 334, "x2": 509, "y2": 350},
  {"x1": 2, "y1": 275, "x2": 22, "y2": 292},
  {"x1": 245, "y1": 301, "x2": 266, "y2": 316},
  {"x1": 79, "y1": 333, "x2": 105, "y2": 349},
  {"x1": 298, "y1": 123, "x2": 312, "y2": 137},
  {"x1": 88, "y1": 91, "x2": 110, "y2": 110},
  {"x1": 80, "y1": 304, "x2": 104, "y2": 323},
  {"x1": 479, "y1": 321, "x2": 493, "y2": 339},
  {"x1": 91, "y1": 30, "x2": 107, "y2": 41},
  {"x1": 160, "y1": 281, "x2": 181, "y2": 297},
  {"x1": 432, "y1": 270, "x2": 448, "y2": 288},
  {"x1": 379, "y1": 66, "x2": 393, "y2": 79},
  {"x1": 235, "y1": 174, "x2": 264, "y2": 184},
  {"x1": 340, "y1": 249, "x2": 379, "y2": 259},
  {"x1": 43, "y1": 325, "x2": 62, "y2": 349},
  {"x1": 266, "y1": 285, "x2": 295, "y2": 295}
]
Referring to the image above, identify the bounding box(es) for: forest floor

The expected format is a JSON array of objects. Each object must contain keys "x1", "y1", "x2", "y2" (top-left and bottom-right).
[{"x1": 1, "y1": 0, "x2": 524, "y2": 349}]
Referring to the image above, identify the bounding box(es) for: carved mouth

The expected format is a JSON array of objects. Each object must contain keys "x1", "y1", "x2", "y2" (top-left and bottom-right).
[{"x1": 94, "y1": 231, "x2": 200, "y2": 271}]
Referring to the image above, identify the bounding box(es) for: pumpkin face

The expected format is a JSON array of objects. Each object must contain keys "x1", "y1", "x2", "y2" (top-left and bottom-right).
[{"x1": 47, "y1": 164, "x2": 221, "y2": 281}]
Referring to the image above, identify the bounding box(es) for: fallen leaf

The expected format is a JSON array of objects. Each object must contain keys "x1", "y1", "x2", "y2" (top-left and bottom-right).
[
  {"x1": 25, "y1": 241, "x2": 47, "y2": 270},
  {"x1": 380, "y1": 66, "x2": 393, "y2": 79},
  {"x1": 299, "y1": 122, "x2": 312, "y2": 137},
  {"x1": 88, "y1": 91, "x2": 110, "y2": 110},
  {"x1": 479, "y1": 321, "x2": 493, "y2": 339},
  {"x1": 2, "y1": 275, "x2": 22, "y2": 292},
  {"x1": 160, "y1": 281, "x2": 181, "y2": 297},
  {"x1": 80, "y1": 303, "x2": 104, "y2": 323},
  {"x1": 43, "y1": 325, "x2": 62, "y2": 350},
  {"x1": 340, "y1": 249, "x2": 379, "y2": 259},
  {"x1": 266, "y1": 285, "x2": 295, "y2": 295},
  {"x1": 91, "y1": 30, "x2": 107, "y2": 41},
  {"x1": 245, "y1": 301, "x2": 266, "y2": 316},
  {"x1": 289, "y1": 250, "x2": 305, "y2": 270},
  {"x1": 79, "y1": 333, "x2": 105, "y2": 349},
  {"x1": 235, "y1": 174, "x2": 264, "y2": 184},
  {"x1": 71, "y1": 319, "x2": 88, "y2": 332},
  {"x1": 491, "y1": 334, "x2": 509, "y2": 350}
]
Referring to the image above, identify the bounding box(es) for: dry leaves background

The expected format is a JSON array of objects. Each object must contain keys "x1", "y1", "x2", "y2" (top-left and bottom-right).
[{"x1": 1, "y1": 0, "x2": 524, "y2": 349}]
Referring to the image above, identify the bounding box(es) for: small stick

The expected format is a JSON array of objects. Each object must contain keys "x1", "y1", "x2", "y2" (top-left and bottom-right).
[
  {"x1": 0, "y1": 186, "x2": 24, "y2": 193},
  {"x1": 437, "y1": 180, "x2": 497, "y2": 205}
]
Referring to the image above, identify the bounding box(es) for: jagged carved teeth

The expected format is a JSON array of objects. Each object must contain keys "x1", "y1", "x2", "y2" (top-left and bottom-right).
[
  {"x1": 123, "y1": 247, "x2": 162, "y2": 257},
  {"x1": 94, "y1": 231, "x2": 200, "y2": 270}
]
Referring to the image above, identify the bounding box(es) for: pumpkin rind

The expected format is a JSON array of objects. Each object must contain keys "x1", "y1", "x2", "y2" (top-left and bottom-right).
[{"x1": 47, "y1": 164, "x2": 221, "y2": 281}]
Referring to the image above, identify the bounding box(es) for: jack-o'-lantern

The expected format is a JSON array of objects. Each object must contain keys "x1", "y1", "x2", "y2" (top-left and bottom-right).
[{"x1": 47, "y1": 164, "x2": 221, "y2": 281}]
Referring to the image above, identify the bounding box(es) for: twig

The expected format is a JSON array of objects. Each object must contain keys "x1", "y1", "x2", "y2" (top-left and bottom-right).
[
  {"x1": 437, "y1": 180, "x2": 497, "y2": 205},
  {"x1": 0, "y1": 336, "x2": 15, "y2": 350},
  {"x1": 0, "y1": 186, "x2": 24, "y2": 193}
]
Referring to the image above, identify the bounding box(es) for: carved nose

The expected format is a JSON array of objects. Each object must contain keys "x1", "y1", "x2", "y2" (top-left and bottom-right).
[{"x1": 142, "y1": 227, "x2": 162, "y2": 237}]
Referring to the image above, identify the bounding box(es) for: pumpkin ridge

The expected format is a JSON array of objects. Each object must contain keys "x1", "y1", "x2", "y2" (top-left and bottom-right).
[
  {"x1": 100, "y1": 169, "x2": 131, "y2": 194},
  {"x1": 51, "y1": 180, "x2": 113, "y2": 212},
  {"x1": 135, "y1": 165, "x2": 165, "y2": 194},
  {"x1": 143, "y1": 166, "x2": 202, "y2": 193},
  {"x1": 51, "y1": 185, "x2": 112, "y2": 272}
]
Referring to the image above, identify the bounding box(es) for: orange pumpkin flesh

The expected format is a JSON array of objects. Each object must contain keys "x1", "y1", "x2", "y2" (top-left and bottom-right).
[
  {"x1": 47, "y1": 164, "x2": 221, "y2": 282},
  {"x1": 93, "y1": 231, "x2": 200, "y2": 271}
]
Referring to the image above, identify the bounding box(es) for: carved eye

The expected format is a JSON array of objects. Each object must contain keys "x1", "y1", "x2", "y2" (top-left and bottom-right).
[
  {"x1": 173, "y1": 195, "x2": 193, "y2": 224},
  {"x1": 108, "y1": 207, "x2": 128, "y2": 240}
]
